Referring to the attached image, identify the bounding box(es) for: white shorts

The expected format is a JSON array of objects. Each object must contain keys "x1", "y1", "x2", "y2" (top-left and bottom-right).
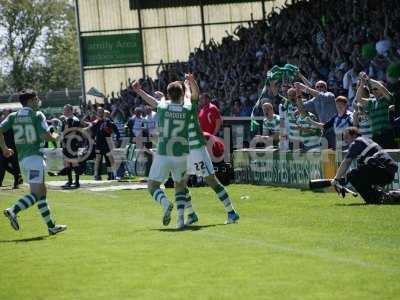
[
  {"x1": 187, "y1": 146, "x2": 215, "y2": 177},
  {"x1": 20, "y1": 155, "x2": 46, "y2": 184},
  {"x1": 148, "y1": 154, "x2": 187, "y2": 183}
]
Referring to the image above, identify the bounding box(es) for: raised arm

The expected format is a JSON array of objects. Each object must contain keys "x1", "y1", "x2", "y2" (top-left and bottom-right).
[
  {"x1": 353, "y1": 82, "x2": 364, "y2": 106},
  {"x1": 183, "y1": 78, "x2": 192, "y2": 105},
  {"x1": 369, "y1": 78, "x2": 392, "y2": 98},
  {"x1": 131, "y1": 81, "x2": 159, "y2": 108},
  {"x1": 297, "y1": 73, "x2": 312, "y2": 87},
  {"x1": 186, "y1": 73, "x2": 199, "y2": 102},
  {"x1": 295, "y1": 82, "x2": 320, "y2": 97},
  {"x1": 354, "y1": 76, "x2": 369, "y2": 106}
]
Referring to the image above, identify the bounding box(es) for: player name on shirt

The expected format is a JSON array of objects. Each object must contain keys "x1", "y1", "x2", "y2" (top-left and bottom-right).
[
  {"x1": 14, "y1": 116, "x2": 33, "y2": 124},
  {"x1": 165, "y1": 111, "x2": 186, "y2": 119}
]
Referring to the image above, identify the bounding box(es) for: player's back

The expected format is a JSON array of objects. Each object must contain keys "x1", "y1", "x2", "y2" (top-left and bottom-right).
[
  {"x1": 187, "y1": 101, "x2": 206, "y2": 150},
  {"x1": 157, "y1": 101, "x2": 191, "y2": 157},
  {"x1": 8, "y1": 107, "x2": 48, "y2": 160}
]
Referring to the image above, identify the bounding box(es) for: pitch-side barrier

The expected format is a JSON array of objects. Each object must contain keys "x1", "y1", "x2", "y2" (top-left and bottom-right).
[
  {"x1": 233, "y1": 148, "x2": 400, "y2": 190},
  {"x1": 43, "y1": 145, "x2": 151, "y2": 177}
]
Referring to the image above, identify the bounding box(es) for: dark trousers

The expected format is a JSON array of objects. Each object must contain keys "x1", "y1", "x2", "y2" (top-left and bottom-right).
[
  {"x1": 95, "y1": 148, "x2": 112, "y2": 178},
  {"x1": 347, "y1": 164, "x2": 394, "y2": 204},
  {"x1": 323, "y1": 127, "x2": 336, "y2": 149},
  {"x1": 65, "y1": 163, "x2": 81, "y2": 184},
  {"x1": 0, "y1": 154, "x2": 21, "y2": 186}
]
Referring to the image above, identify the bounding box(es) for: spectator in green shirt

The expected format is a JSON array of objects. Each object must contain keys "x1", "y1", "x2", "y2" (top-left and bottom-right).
[{"x1": 357, "y1": 72, "x2": 396, "y2": 148}]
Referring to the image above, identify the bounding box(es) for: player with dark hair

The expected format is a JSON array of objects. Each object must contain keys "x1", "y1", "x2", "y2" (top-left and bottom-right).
[
  {"x1": 332, "y1": 126, "x2": 399, "y2": 204},
  {"x1": 61, "y1": 104, "x2": 89, "y2": 188},
  {"x1": 0, "y1": 89, "x2": 66, "y2": 235},
  {"x1": 91, "y1": 107, "x2": 121, "y2": 180},
  {"x1": 184, "y1": 74, "x2": 239, "y2": 225},
  {"x1": 132, "y1": 79, "x2": 193, "y2": 229}
]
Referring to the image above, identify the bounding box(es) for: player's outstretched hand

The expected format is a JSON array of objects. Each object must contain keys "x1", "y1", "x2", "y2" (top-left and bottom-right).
[
  {"x1": 2, "y1": 148, "x2": 14, "y2": 158},
  {"x1": 131, "y1": 80, "x2": 141, "y2": 92}
]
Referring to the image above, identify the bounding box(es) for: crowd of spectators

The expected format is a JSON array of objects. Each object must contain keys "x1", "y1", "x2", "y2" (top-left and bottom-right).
[
  {"x1": 63, "y1": 0, "x2": 400, "y2": 151},
  {"x1": 80, "y1": 0, "x2": 400, "y2": 117}
]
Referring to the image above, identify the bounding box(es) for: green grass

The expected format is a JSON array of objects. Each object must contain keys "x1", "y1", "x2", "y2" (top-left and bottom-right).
[{"x1": 1, "y1": 174, "x2": 400, "y2": 300}]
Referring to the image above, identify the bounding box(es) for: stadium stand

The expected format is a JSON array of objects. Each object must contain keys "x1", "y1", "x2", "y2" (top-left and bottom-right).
[
  {"x1": 2, "y1": 0, "x2": 399, "y2": 150},
  {"x1": 79, "y1": 0, "x2": 399, "y2": 119}
]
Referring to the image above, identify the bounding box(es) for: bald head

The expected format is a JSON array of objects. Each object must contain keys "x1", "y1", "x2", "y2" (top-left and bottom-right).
[{"x1": 315, "y1": 81, "x2": 327, "y2": 92}]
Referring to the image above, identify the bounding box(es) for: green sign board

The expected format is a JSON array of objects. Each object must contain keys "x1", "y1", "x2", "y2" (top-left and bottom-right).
[
  {"x1": 233, "y1": 149, "x2": 324, "y2": 188},
  {"x1": 233, "y1": 149, "x2": 400, "y2": 191},
  {"x1": 81, "y1": 33, "x2": 142, "y2": 67}
]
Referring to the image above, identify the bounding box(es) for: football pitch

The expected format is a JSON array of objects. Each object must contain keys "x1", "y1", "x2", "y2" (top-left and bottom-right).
[{"x1": 0, "y1": 177, "x2": 399, "y2": 300}]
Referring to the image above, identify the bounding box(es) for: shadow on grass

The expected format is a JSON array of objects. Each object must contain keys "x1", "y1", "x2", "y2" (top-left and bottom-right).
[
  {"x1": 301, "y1": 188, "x2": 326, "y2": 193},
  {"x1": 335, "y1": 202, "x2": 400, "y2": 207},
  {"x1": 151, "y1": 223, "x2": 226, "y2": 232},
  {"x1": 334, "y1": 203, "x2": 367, "y2": 207},
  {"x1": 0, "y1": 235, "x2": 49, "y2": 243}
]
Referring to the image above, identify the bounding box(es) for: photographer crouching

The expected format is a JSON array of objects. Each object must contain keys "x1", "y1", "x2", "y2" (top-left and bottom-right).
[{"x1": 333, "y1": 127, "x2": 399, "y2": 204}]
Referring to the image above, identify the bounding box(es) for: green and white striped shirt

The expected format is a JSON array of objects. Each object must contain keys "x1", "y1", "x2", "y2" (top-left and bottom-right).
[
  {"x1": 188, "y1": 101, "x2": 206, "y2": 150},
  {"x1": 366, "y1": 95, "x2": 392, "y2": 135},
  {"x1": 356, "y1": 111, "x2": 372, "y2": 138},
  {"x1": 157, "y1": 100, "x2": 193, "y2": 156},
  {"x1": 280, "y1": 100, "x2": 299, "y2": 141},
  {"x1": 262, "y1": 114, "x2": 280, "y2": 136},
  {"x1": 297, "y1": 112, "x2": 321, "y2": 150}
]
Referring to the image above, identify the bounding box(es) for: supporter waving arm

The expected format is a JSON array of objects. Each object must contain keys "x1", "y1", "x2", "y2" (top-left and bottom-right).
[
  {"x1": 369, "y1": 78, "x2": 392, "y2": 98},
  {"x1": 297, "y1": 73, "x2": 312, "y2": 88},
  {"x1": 354, "y1": 74, "x2": 370, "y2": 106},
  {"x1": 295, "y1": 82, "x2": 320, "y2": 97}
]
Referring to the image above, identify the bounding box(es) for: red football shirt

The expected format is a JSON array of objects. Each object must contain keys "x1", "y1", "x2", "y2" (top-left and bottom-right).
[{"x1": 198, "y1": 103, "x2": 221, "y2": 135}]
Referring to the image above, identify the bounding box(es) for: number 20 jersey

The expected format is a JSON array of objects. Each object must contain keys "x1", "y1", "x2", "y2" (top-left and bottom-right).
[{"x1": 0, "y1": 107, "x2": 49, "y2": 161}]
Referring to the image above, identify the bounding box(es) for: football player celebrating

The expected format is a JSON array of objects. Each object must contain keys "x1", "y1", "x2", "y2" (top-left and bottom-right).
[
  {"x1": 184, "y1": 74, "x2": 239, "y2": 225},
  {"x1": 132, "y1": 80, "x2": 193, "y2": 229},
  {"x1": 0, "y1": 90, "x2": 67, "y2": 235}
]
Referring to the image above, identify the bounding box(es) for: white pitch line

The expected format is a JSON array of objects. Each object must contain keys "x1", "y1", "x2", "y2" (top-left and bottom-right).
[{"x1": 200, "y1": 231, "x2": 400, "y2": 273}]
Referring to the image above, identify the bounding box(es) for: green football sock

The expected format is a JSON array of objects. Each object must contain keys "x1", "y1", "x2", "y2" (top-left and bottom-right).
[
  {"x1": 12, "y1": 194, "x2": 37, "y2": 214},
  {"x1": 37, "y1": 197, "x2": 55, "y2": 228}
]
